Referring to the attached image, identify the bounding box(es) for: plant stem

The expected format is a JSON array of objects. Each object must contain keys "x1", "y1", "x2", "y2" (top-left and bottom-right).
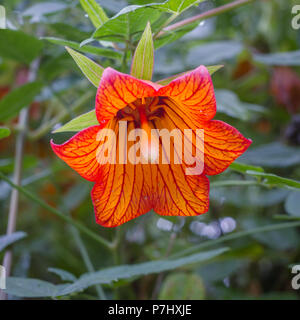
[
  {"x1": 70, "y1": 227, "x2": 107, "y2": 300},
  {"x1": 170, "y1": 220, "x2": 300, "y2": 259},
  {"x1": 28, "y1": 90, "x2": 94, "y2": 140},
  {"x1": 156, "y1": 0, "x2": 256, "y2": 38},
  {"x1": 211, "y1": 180, "x2": 262, "y2": 188},
  {"x1": 0, "y1": 172, "x2": 113, "y2": 250},
  {"x1": 0, "y1": 57, "x2": 41, "y2": 300},
  {"x1": 151, "y1": 232, "x2": 177, "y2": 299},
  {"x1": 153, "y1": 12, "x2": 178, "y2": 39}
]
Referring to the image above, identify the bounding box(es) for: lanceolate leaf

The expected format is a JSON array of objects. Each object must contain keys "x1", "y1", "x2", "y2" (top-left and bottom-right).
[
  {"x1": 53, "y1": 110, "x2": 98, "y2": 133},
  {"x1": 48, "y1": 268, "x2": 77, "y2": 282},
  {"x1": 5, "y1": 248, "x2": 228, "y2": 297},
  {"x1": 79, "y1": 0, "x2": 108, "y2": 28},
  {"x1": 0, "y1": 29, "x2": 43, "y2": 64},
  {"x1": 0, "y1": 232, "x2": 27, "y2": 252},
  {"x1": 43, "y1": 37, "x2": 122, "y2": 59},
  {"x1": 92, "y1": 0, "x2": 206, "y2": 42},
  {"x1": 66, "y1": 47, "x2": 104, "y2": 87},
  {"x1": 154, "y1": 0, "x2": 205, "y2": 14},
  {"x1": 131, "y1": 22, "x2": 154, "y2": 80},
  {"x1": 0, "y1": 82, "x2": 42, "y2": 122},
  {"x1": 92, "y1": 5, "x2": 162, "y2": 42},
  {"x1": 246, "y1": 171, "x2": 300, "y2": 190},
  {"x1": 230, "y1": 162, "x2": 264, "y2": 174}
]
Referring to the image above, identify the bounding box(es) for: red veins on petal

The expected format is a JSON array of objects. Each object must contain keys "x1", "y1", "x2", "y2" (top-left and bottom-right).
[
  {"x1": 50, "y1": 125, "x2": 103, "y2": 182},
  {"x1": 202, "y1": 120, "x2": 252, "y2": 175},
  {"x1": 51, "y1": 65, "x2": 252, "y2": 227},
  {"x1": 95, "y1": 67, "x2": 157, "y2": 125},
  {"x1": 157, "y1": 65, "x2": 217, "y2": 121}
]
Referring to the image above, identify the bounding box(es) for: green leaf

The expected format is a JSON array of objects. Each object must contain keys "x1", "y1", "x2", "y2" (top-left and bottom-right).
[
  {"x1": 58, "y1": 247, "x2": 228, "y2": 296},
  {"x1": 159, "y1": 272, "x2": 205, "y2": 300},
  {"x1": 49, "y1": 23, "x2": 90, "y2": 42},
  {"x1": 254, "y1": 50, "x2": 300, "y2": 66},
  {"x1": 240, "y1": 142, "x2": 300, "y2": 168},
  {"x1": 0, "y1": 127, "x2": 11, "y2": 140},
  {"x1": 5, "y1": 248, "x2": 228, "y2": 297},
  {"x1": 42, "y1": 37, "x2": 122, "y2": 59},
  {"x1": 5, "y1": 278, "x2": 65, "y2": 298},
  {"x1": 53, "y1": 110, "x2": 98, "y2": 133},
  {"x1": 0, "y1": 82, "x2": 42, "y2": 122},
  {"x1": 0, "y1": 29, "x2": 43, "y2": 64},
  {"x1": 92, "y1": 0, "x2": 204, "y2": 43},
  {"x1": 0, "y1": 232, "x2": 27, "y2": 252},
  {"x1": 0, "y1": 5, "x2": 5, "y2": 29},
  {"x1": 229, "y1": 162, "x2": 264, "y2": 174},
  {"x1": 80, "y1": 0, "x2": 109, "y2": 28},
  {"x1": 154, "y1": 0, "x2": 205, "y2": 14},
  {"x1": 285, "y1": 191, "x2": 300, "y2": 217},
  {"x1": 156, "y1": 65, "x2": 223, "y2": 85},
  {"x1": 131, "y1": 22, "x2": 154, "y2": 80},
  {"x1": 246, "y1": 170, "x2": 300, "y2": 190},
  {"x1": 215, "y1": 89, "x2": 267, "y2": 121},
  {"x1": 48, "y1": 268, "x2": 77, "y2": 282},
  {"x1": 66, "y1": 47, "x2": 104, "y2": 87},
  {"x1": 92, "y1": 5, "x2": 162, "y2": 42}
]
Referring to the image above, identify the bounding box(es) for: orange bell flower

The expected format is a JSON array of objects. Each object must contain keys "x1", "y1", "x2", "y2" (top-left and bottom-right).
[{"x1": 51, "y1": 66, "x2": 251, "y2": 227}]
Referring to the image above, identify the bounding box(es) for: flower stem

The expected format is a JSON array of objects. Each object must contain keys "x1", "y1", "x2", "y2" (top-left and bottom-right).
[
  {"x1": 70, "y1": 227, "x2": 107, "y2": 300},
  {"x1": 153, "y1": 12, "x2": 178, "y2": 39},
  {"x1": 211, "y1": 180, "x2": 262, "y2": 188},
  {"x1": 156, "y1": 0, "x2": 256, "y2": 38},
  {"x1": 170, "y1": 220, "x2": 300, "y2": 259},
  {"x1": 0, "y1": 172, "x2": 113, "y2": 250}
]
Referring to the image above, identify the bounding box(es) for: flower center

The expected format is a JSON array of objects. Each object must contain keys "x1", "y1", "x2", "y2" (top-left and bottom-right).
[
  {"x1": 117, "y1": 97, "x2": 165, "y2": 162},
  {"x1": 116, "y1": 96, "x2": 164, "y2": 124}
]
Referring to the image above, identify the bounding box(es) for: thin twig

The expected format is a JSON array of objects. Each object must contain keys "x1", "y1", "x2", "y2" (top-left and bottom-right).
[
  {"x1": 0, "y1": 172, "x2": 113, "y2": 250},
  {"x1": 169, "y1": 220, "x2": 300, "y2": 260},
  {"x1": 151, "y1": 232, "x2": 177, "y2": 299},
  {"x1": 28, "y1": 90, "x2": 94, "y2": 140},
  {"x1": 156, "y1": 0, "x2": 256, "y2": 38},
  {"x1": 0, "y1": 57, "x2": 40, "y2": 300},
  {"x1": 70, "y1": 227, "x2": 107, "y2": 300}
]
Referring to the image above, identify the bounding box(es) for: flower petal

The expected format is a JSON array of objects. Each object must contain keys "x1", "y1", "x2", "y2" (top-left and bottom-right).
[
  {"x1": 153, "y1": 168, "x2": 210, "y2": 217},
  {"x1": 201, "y1": 120, "x2": 252, "y2": 175},
  {"x1": 95, "y1": 67, "x2": 157, "y2": 125},
  {"x1": 157, "y1": 65, "x2": 216, "y2": 121},
  {"x1": 91, "y1": 122, "x2": 153, "y2": 227},
  {"x1": 159, "y1": 99, "x2": 251, "y2": 175},
  {"x1": 51, "y1": 125, "x2": 104, "y2": 182},
  {"x1": 151, "y1": 119, "x2": 210, "y2": 216}
]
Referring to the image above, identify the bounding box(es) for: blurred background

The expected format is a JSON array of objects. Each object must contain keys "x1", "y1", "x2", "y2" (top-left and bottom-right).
[{"x1": 1, "y1": 0, "x2": 300, "y2": 300}]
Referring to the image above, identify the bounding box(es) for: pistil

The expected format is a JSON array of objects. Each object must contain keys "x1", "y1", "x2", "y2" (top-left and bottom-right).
[{"x1": 137, "y1": 104, "x2": 158, "y2": 163}]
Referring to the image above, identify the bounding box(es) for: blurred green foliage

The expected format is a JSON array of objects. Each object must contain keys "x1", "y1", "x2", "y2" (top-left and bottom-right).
[{"x1": 0, "y1": 0, "x2": 300, "y2": 300}]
